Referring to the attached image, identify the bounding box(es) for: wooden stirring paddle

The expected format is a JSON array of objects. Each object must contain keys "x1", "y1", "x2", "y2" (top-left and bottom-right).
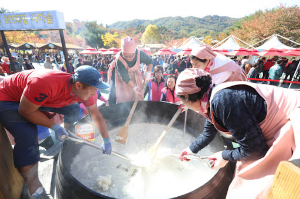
[
  {"x1": 147, "y1": 108, "x2": 182, "y2": 161},
  {"x1": 115, "y1": 95, "x2": 140, "y2": 145}
]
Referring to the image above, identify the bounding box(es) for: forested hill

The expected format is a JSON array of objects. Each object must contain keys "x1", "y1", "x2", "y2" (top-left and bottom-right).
[{"x1": 109, "y1": 15, "x2": 240, "y2": 37}]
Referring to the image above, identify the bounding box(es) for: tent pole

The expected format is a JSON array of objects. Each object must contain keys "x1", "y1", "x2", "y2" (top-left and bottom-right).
[
  {"x1": 288, "y1": 61, "x2": 300, "y2": 89},
  {"x1": 231, "y1": 36, "x2": 242, "y2": 48},
  {"x1": 277, "y1": 34, "x2": 300, "y2": 47},
  {"x1": 232, "y1": 35, "x2": 255, "y2": 48},
  {"x1": 177, "y1": 37, "x2": 191, "y2": 49},
  {"x1": 195, "y1": 37, "x2": 205, "y2": 45},
  {"x1": 251, "y1": 34, "x2": 273, "y2": 48},
  {"x1": 0, "y1": 31, "x2": 16, "y2": 73},
  {"x1": 59, "y1": 29, "x2": 70, "y2": 73},
  {"x1": 212, "y1": 35, "x2": 231, "y2": 48}
]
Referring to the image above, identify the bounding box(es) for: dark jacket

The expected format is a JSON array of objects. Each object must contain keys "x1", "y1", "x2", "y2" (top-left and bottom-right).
[
  {"x1": 179, "y1": 60, "x2": 188, "y2": 72},
  {"x1": 167, "y1": 64, "x2": 175, "y2": 74},
  {"x1": 24, "y1": 62, "x2": 34, "y2": 70},
  {"x1": 10, "y1": 62, "x2": 22, "y2": 73},
  {"x1": 256, "y1": 62, "x2": 264, "y2": 74},
  {"x1": 76, "y1": 63, "x2": 83, "y2": 68},
  {"x1": 286, "y1": 61, "x2": 298, "y2": 74}
]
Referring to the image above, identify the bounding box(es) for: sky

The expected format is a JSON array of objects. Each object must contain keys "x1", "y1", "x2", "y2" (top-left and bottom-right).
[{"x1": 3, "y1": 0, "x2": 300, "y2": 26}]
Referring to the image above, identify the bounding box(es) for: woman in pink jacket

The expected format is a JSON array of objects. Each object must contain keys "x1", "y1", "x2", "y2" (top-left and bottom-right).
[
  {"x1": 190, "y1": 45, "x2": 246, "y2": 84},
  {"x1": 176, "y1": 68, "x2": 300, "y2": 199}
]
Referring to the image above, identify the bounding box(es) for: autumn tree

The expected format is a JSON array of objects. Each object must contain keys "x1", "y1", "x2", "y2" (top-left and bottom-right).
[
  {"x1": 216, "y1": 32, "x2": 229, "y2": 43},
  {"x1": 73, "y1": 19, "x2": 85, "y2": 36},
  {"x1": 164, "y1": 38, "x2": 187, "y2": 48},
  {"x1": 4, "y1": 31, "x2": 45, "y2": 43},
  {"x1": 0, "y1": 7, "x2": 15, "y2": 14},
  {"x1": 202, "y1": 35, "x2": 213, "y2": 46},
  {"x1": 83, "y1": 21, "x2": 106, "y2": 48},
  {"x1": 65, "y1": 22, "x2": 76, "y2": 37},
  {"x1": 229, "y1": 5, "x2": 300, "y2": 45},
  {"x1": 101, "y1": 32, "x2": 119, "y2": 48},
  {"x1": 141, "y1": 24, "x2": 162, "y2": 44}
]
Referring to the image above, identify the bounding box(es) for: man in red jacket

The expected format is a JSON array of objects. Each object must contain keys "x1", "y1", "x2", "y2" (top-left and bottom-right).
[
  {"x1": 0, "y1": 66, "x2": 111, "y2": 198},
  {"x1": 263, "y1": 59, "x2": 274, "y2": 79}
]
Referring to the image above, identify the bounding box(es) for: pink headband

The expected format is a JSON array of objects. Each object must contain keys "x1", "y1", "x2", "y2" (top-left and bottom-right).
[
  {"x1": 175, "y1": 68, "x2": 211, "y2": 95},
  {"x1": 121, "y1": 36, "x2": 136, "y2": 54},
  {"x1": 191, "y1": 45, "x2": 216, "y2": 60}
]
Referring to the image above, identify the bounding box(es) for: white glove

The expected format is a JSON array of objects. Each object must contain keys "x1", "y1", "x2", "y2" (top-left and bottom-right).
[
  {"x1": 145, "y1": 71, "x2": 151, "y2": 81},
  {"x1": 133, "y1": 86, "x2": 143, "y2": 96}
]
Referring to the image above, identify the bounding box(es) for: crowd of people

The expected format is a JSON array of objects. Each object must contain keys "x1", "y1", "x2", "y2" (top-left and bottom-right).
[
  {"x1": 236, "y1": 55, "x2": 300, "y2": 85},
  {"x1": 0, "y1": 40, "x2": 300, "y2": 199}
]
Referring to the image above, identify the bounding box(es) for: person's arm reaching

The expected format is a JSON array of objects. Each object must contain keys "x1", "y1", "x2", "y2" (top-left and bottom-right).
[
  {"x1": 189, "y1": 119, "x2": 218, "y2": 153},
  {"x1": 19, "y1": 95, "x2": 55, "y2": 128},
  {"x1": 88, "y1": 103, "x2": 111, "y2": 154},
  {"x1": 19, "y1": 95, "x2": 68, "y2": 142},
  {"x1": 144, "y1": 83, "x2": 150, "y2": 99}
]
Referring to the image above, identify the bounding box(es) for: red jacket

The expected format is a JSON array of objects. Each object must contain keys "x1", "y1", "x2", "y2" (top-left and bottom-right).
[
  {"x1": 161, "y1": 87, "x2": 180, "y2": 103},
  {"x1": 2, "y1": 62, "x2": 11, "y2": 74},
  {"x1": 263, "y1": 61, "x2": 274, "y2": 71},
  {"x1": 147, "y1": 78, "x2": 165, "y2": 101}
]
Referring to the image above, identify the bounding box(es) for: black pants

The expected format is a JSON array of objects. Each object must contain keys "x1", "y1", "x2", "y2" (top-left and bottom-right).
[
  {"x1": 284, "y1": 72, "x2": 295, "y2": 81},
  {"x1": 263, "y1": 70, "x2": 269, "y2": 79}
]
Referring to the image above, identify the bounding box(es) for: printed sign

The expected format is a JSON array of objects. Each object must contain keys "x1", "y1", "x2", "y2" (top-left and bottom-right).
[
  {"x1": 49, "y1": 44, "x2": 54, "y2": 48},
  {"x1": 75, "y1": 123, "x2": 95, "y2": 142},
  {"x1": 0, "y1": 10, "x2": 65, "y2": 31}
]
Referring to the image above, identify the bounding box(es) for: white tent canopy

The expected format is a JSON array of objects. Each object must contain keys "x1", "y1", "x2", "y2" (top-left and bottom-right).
[
  {"x1": 176, "y1": 36, "x2": 205, "y2": 49},
  {"x1": 255, "y1": 35, "x2": 296, "y2": 51},
  {"x1": 213, "y1": 35, "x2": 253, "y2": 51},
  {"x1": 214, "y1": 37, "x2": 241, "y2": 50}
]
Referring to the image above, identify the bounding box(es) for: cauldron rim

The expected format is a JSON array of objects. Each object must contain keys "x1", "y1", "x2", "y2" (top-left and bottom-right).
[
  {"x1": 56, "y1": 101, "x2": 234, "y2": 199},
  {"x1": 58, "y1": 145, "x2": 115, "y2": 198},
  {"x1": 59, "y1": 143, "x2": 231, "y2": 199}
]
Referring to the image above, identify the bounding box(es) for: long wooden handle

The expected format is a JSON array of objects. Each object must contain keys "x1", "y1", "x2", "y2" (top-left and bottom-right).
[
  {"x1": 67, "y1": 131, "x2": 130, "y2": 161},
  {"x1": 124, "y1": 95, "x2": 139, "y2": 126},
  {"x1": 165, "y1": 108, "x2": 182, "y2": 132},
  {"x1": 154, "y1": 108, "x2": 182, "y2": 146},
  {"x1": 183, "y1": 111, "x2": 187, "y2": 135},
  {"x1": 124, "y1": 81, "x2": 146, "y2": 126}
]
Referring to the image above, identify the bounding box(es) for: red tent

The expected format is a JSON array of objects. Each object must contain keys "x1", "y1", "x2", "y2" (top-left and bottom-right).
[
  {"x1": 153, "y1": 48, "x2": 176, "y2": 55},
  {"x1": 213, "y1": 49, "x2": 228, "y2": 55},
  {"x1": 258, "y1": 48, "x2": 286, "y2": 56},
  {"x1": 79, "y1": 48, "x2": 102, "y2": 54},
  {"x1": 98, "y1": 48, "x2": 108, "y2": 52},
  {"x1": 250, "y1": 49, "x2": 259, "y2": 53},
  {"x1": 226, "y1": 48, "x2": 259, "y2": 56},
  {"x1": 102, "y1": 48, "x2": 121, "y2": 55},
  {"x1": 176, "y1": 48, "x2": 192, "y2": 56},
  {"x1": 138, "y1": 48, "x2": 152, "y2": 55},
  {"x1": 283, "y1": 48, "x2": 300, "y2": 56}
]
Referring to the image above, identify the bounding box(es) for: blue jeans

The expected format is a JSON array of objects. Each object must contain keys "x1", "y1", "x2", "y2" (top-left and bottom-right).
[
  {"x1": 0, "y1": 101, "x2": 84, "y2": 168},
  {"x1": 0, "y1": 101, "x2": 39, "y2": 168},
  {"x1": 39, "y1": 103, "x2": 84, "y2": 124}
]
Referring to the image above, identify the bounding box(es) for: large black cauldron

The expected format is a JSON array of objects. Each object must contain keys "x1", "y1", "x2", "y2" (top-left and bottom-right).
[{"x1": 55, "y1": 101, "x2": 234, "y2": 199}]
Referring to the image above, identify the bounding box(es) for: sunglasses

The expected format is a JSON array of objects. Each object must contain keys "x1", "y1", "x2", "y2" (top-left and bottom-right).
[{"x1": 123, "y1": 53, "x2": 135, "y2": 59}]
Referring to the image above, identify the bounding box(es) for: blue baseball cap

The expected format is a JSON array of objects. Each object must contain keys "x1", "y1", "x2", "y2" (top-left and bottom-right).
[{"x1": 74, "y1": 65, "x2": 109, "y2": 89}]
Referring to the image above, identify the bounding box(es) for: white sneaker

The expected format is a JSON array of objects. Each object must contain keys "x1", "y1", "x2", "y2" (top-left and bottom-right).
[{"x1": 29, "y1": 187, "x2": 53, "y2": 199}]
